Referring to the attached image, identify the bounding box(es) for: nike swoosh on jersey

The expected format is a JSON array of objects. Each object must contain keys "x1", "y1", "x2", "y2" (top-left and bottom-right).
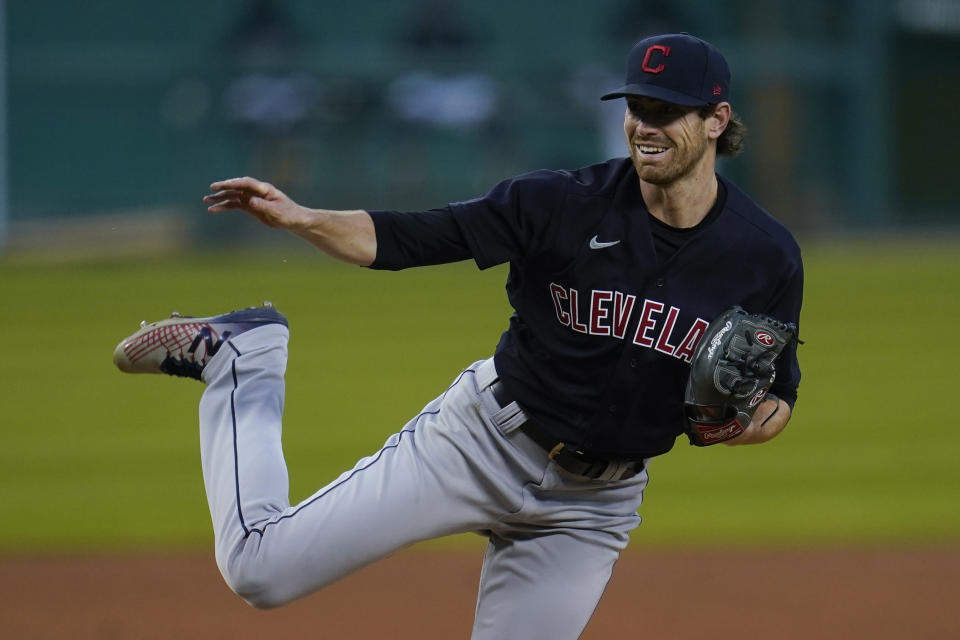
[{"x1": 589, "y1": 235, "x2": 621, "y2": 249}]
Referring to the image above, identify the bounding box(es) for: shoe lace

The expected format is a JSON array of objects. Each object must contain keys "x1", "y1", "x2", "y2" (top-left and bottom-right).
[{"x1": 159, "y1": 354, "x2": 204, "y2": 380}]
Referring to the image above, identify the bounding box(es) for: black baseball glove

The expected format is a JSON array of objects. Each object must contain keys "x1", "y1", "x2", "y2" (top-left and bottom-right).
[{"x1": 684, "y1": 306, "x2": 797, "y2": 446}]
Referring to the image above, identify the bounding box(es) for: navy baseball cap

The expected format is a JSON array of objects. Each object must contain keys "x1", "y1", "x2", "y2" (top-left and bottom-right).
[{"x1": 601, "y1": 33, "x2": 730, "y2": 106}]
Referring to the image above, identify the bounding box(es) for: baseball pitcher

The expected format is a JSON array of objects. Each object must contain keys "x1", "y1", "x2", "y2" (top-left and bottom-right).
[{"x1": 114, "y1": 33, "x2": 803, "y2": 639}]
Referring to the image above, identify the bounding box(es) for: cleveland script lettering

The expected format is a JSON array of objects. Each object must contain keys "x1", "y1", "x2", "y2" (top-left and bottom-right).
[{"x1": 548, "y1": 282, "x2": 709, "y2": 363}]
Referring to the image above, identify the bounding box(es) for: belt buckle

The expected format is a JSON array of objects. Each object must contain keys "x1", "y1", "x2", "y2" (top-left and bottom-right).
[
  {"x1": 548, "y1": 443, "x2": 588, "y2": 461},
  {"x1": 555, "y1": 445, "x2": 638, "y2": 481}
]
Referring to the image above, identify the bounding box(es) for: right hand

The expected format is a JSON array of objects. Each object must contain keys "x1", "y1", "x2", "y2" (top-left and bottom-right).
[
  {"x1": 204, "y1": 176, "x2": 312, "y2": 231},
  {"x1": 204, "y1": 176, "x2": 377, "y2": 266}
]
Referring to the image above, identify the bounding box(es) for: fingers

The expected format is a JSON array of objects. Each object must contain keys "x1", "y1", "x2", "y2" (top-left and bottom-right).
[
  {"x1": 204, "y1": 191, "x2": 257, "y2": 213},
  {"x1": 203, "y1": 189, "x2": 250, "y2": 205},
  {"x1": 209, "y1": 176, "x2": 271, "y2": 196},
  {"x1": 204, "y1": 177, "x2": 276, "y2": 214},
  {"x1": 206, "y1": 198, "x2": 250, "y2": 214}
]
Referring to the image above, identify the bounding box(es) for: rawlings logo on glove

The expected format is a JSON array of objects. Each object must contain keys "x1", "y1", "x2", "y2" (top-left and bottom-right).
[{"x1": 683, "y1": 306, "x2": 796, "y2": 446}]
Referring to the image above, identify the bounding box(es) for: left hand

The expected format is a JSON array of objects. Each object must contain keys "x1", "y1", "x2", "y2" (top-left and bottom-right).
[{"x1": 723, "y1": 396, "x2": 792, "y2": 445}]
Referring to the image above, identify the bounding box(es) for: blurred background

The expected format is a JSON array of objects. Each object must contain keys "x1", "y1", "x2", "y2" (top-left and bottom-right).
[
  {"x1": 2, "y1": 0, "x2": 958, "y2": 548},
  {"x1": 2, "y1": 0, "x2": 960, "y2": 543},
  {"x1": 3, "y1": 0, "x2": 959, "y2": 256}
]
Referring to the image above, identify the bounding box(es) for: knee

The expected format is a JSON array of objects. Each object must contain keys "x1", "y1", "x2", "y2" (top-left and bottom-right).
[
  {"x1": 222, "y1": 569, "x2": 287, "y2": 610},
  {"x1": 231, "y1": 581, "x2": 287, "y2": 610},
  {"x1": 217, "y1": 547, "x2": 291, "y2": 610}
]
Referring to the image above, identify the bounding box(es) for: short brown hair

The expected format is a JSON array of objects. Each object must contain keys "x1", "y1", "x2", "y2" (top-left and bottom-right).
[{"x1": 698, "y1": 104, "x2": 746, "y2": 157}]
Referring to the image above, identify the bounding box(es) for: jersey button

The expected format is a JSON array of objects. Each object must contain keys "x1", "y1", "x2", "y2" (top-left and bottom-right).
[
  {"x1": 630, "y1": 359, "x2": 639, "y2": 368},
  {"x1": 655, "y1": 278, "x2": 665, "y2": 287},
  {"x1": 608, "y1": 404, "x2": 618, "y2": 414}
]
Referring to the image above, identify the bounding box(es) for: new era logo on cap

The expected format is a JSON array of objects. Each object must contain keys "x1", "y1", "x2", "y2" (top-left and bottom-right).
[{"x1": 601, "y1": 33, "x2": 731, "y2": 107}]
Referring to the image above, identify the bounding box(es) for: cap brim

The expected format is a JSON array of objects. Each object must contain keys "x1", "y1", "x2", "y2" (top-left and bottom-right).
[{"x1": 600, "y1": 83, "x2": 708, "y2": 106}]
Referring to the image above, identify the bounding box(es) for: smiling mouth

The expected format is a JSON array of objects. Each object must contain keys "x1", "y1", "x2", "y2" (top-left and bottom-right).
[{"x1": 636, "y1": 144, "x2": 669, "y2": 155}]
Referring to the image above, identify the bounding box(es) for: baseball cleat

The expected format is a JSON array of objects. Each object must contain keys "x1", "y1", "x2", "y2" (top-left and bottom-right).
[{"x1": 113, "y1": 302, "x2": 288, "y2": 380}]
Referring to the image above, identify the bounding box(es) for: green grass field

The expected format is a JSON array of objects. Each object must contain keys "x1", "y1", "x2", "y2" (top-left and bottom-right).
[{"x1": 1, "y1": 238, "x2": 958, "y2": 552}]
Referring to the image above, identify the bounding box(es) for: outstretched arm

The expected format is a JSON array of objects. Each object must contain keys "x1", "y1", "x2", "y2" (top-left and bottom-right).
[{"x1": 204, "y1": 176, "x2": 377, "y2": 266}]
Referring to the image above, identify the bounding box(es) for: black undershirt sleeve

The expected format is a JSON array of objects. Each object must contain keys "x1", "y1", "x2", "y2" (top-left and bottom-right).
[{"x1": 367, "y1": 208, "x2": 472, "y2": 271}]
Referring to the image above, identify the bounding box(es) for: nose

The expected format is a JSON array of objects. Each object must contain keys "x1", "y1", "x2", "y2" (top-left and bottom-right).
[
  {"x1": 627, "y1": 112, "x2": 662, "y2": 140},
  {"x1": 633, "y1": 116, "x2": 661, "y2": 135}
]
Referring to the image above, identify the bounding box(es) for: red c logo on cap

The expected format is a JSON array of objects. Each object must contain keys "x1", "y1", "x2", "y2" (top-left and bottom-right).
[{"x1": 641, "y1": 45, "x2": 671, "y2": 74}]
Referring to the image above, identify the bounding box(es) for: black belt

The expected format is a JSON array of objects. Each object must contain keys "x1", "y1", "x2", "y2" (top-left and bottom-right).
[{"x1": 489, "y1": 380, "x2": 643, "y2": 481}]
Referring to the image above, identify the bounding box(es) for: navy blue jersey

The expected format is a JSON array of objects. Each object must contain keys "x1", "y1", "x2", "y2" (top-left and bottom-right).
[{"x1": 370, "y1": 157, "x2": 803, "y2": 459}]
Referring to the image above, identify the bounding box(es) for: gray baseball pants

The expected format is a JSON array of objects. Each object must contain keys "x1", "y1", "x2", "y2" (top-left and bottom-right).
[{"x1": 198, "y1": 324, "x2": 649, "y2": 639}]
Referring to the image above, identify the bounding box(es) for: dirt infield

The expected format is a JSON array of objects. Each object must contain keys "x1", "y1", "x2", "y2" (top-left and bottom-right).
[{"x1": 3, "y1": 548, "x2": 958, "y2": 639}]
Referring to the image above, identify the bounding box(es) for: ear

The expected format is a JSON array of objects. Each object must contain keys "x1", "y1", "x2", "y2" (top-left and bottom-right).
[{"x1": 705, "y1": 102, "x2": 731, "y2": 141}]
